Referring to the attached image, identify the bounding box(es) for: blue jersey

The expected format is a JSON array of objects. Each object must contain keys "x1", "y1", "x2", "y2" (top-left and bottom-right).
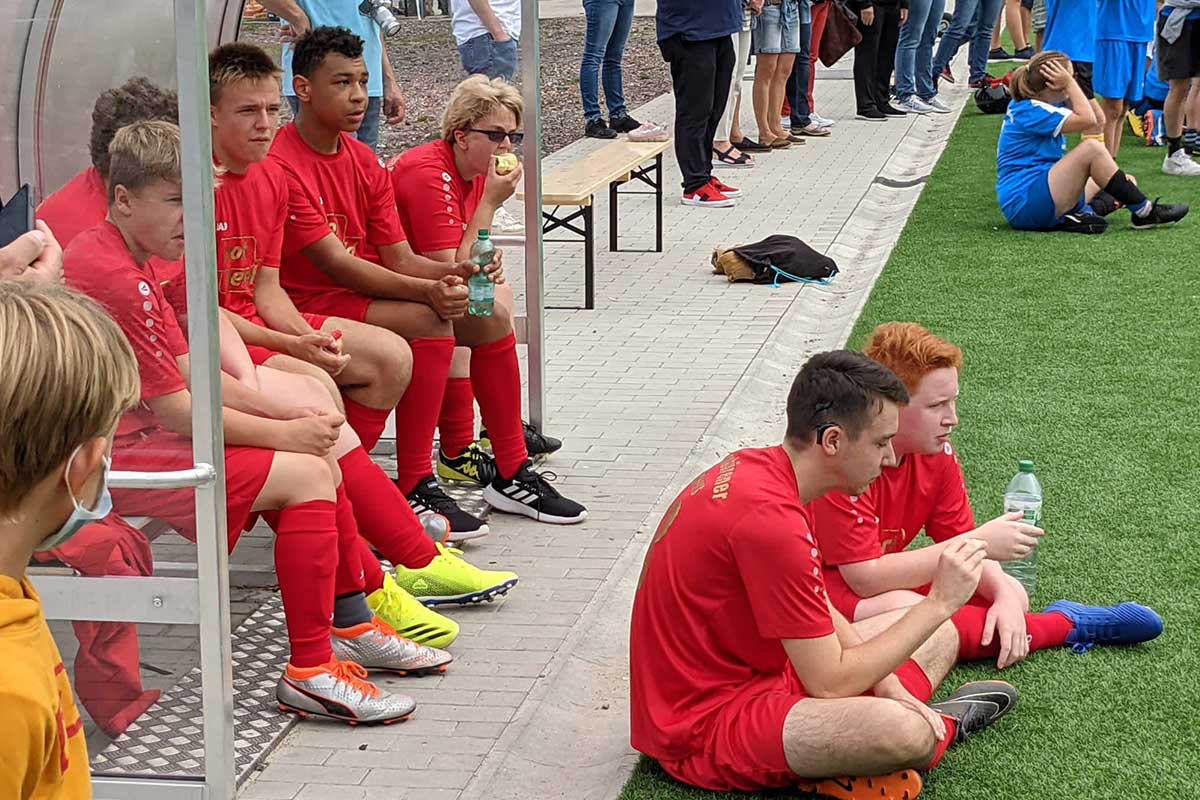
[
  {"x1": 1145, "y1": 48, "x2": 1169, "y2": 102},
  {"x1": 997, "y1": 99, "x2": 1072, "y2": 207},
  {"x1": 1043, "y1": 0, "x2": 1098, "y2": 62},
  {"x1": 282, "y1": 0, "x2": 385, "y2": 97},
  {"x1": 1096, "y1": 0, "x2": 1155, "y2": 42}
]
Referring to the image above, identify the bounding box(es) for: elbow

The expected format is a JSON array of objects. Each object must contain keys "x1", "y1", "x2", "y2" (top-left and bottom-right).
[
  {"x1": 802, "y1": 674, "x2": 857, "y2": 699},
  {"x1": 840, "y1": 564, "x2": 882, "y2": 598}
]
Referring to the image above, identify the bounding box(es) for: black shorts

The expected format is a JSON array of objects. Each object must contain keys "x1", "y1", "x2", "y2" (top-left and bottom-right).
[
  {"x1": 1157, "y1": 16, "x2": 1200, "y2": 80},
  {"x1": 1020, "y1": 0, "x2": 1033, "y2": 9},
  {"x1": 1074, "y1": 61, "x2": 1095, "y2": 99}
]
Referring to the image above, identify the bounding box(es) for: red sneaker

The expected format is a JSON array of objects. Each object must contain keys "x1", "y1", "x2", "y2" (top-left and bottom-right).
[
  {"x1": 708, "y1": 176, "x2": 743, "y2": 199},
  {"x1": 940, "y1": 66, "x2": 955, "y2": 84},
  {"x1": 681, "y1": 182, "x2": 736, "y2": 207}
]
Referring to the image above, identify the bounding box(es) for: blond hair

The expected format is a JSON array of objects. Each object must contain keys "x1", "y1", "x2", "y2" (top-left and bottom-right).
[
  {"x1": 209, "y1": 42, "x2": 282, "y2": 105},
  {"x1": 441, "y1": 75, "x2": 524, "y2": 143},
  {"x1": 1010, "y1": 50, "x2": 1072, "y2": 102},
  {"x1": 0, "y1": 280, "x2": 139, "y2": 514},
  {"x1": 107, "y1": 120, "x2": 182, "y2": 204}
]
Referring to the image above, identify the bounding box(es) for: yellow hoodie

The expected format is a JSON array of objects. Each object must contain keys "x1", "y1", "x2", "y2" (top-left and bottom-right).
[{"x1": 0, "y1": 575, "x2": 90, "y2": 799}]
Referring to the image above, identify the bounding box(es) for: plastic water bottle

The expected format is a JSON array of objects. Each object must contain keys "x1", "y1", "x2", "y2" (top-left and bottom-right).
[
  {"x1": 418, "y1": 511, "x2": 450, "y2": 544},
  {"x1": 1001, "y1": 459, "x2": 1043, "y2": 594},
  {"x1": 468, "y1": 230, "x2": 495, "y2": 317}
]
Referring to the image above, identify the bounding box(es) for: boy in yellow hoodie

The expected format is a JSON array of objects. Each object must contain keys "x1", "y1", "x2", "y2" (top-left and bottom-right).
[{"x1": 0, "y1": 278, "x2": 141, "y2": 799}]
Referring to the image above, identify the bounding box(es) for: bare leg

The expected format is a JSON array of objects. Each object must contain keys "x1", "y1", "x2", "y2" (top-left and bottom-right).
[
  {"x1": 731, "y1": 94, "x2": 746, "y2": 143},
  {"x1": 753, "y1": 53, "x2": 780, "y2": 142},
  {"x1": 263, "y1": 352, "x2": 344, "y2": 412},
  {"x1": 1048, "y1": 138, "x2": 1120, "y2": 214},
  {"x1": 316, "y1": 316, "x2": 411, "y2": 410},
  {"x1": 252, "y1": 450, "x2": 337, "y2": 511},
  {"x1": 1101, "y1": 98, "x2": 1127, "y2": 157},
  {"x1": 448, "y1": 281, "x2": 514, "y2": 379},
  {"x1": 770, "y1": 54, "x2": 797, "y2": 140},
  {"x1": 256, "y1": 365, "x2": 359, "y2": 467},
  {"x1": 853, "y1": 589, "x2": 925, "y2": 621},
  {"x1": 1005, "y1": 0, "x2": 1027, "y2": 50},
  {"x1": 782, "y1": 695, "x2": 937, "y2": 777},
  {"x1": 1186, "y1": 78, "x2": 1200, "y2": 131},
  {"x1": 852, "y1": 608, "x2": 960, "y2": 690},
  {"x1": 1165, "y1": 78, "x2": 1190, "y2": 140}
]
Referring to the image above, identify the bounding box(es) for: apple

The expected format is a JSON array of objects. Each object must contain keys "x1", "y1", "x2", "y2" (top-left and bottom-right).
[{"x1": 495, "y1": 153, "x2": 519, "y2": 175}]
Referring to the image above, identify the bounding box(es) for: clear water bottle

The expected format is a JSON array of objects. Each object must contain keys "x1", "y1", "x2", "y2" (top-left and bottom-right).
[
  {"x1": 468, "y1": 229, "x2": 495, "y2": 317},
  {"x1": 1001, "y1": 459, "x2": 1043, "y2": 594},
  {"x1": 418, "y1": 511, "x2": 450, "y2": 544}
]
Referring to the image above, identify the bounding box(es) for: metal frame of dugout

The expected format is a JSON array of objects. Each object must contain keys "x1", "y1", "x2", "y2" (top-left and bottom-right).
[{"x1": 7, "y1": 0, "x2": 551, "y2": 796}]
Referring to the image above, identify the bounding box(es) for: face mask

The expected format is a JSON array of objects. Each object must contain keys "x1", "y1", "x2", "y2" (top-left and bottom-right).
[{"x1": 36, "y1": 445, "x2": 113, "y2": 552}]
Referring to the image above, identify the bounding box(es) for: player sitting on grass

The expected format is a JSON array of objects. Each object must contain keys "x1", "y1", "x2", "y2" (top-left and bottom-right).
[
  {"x1": 809, "y1": 323, "x2": 1164, "y2": 671},
  {"x1": 997, "y1": 50, "x2": 1189, "y2": 233},
  {"x1": 631, "y1": 350, "x2": 1018, "y2": 799}
]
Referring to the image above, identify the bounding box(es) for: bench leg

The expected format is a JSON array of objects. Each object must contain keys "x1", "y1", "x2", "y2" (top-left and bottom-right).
[
  {"x1": 609, "y1": 179, "x2": 620, "y2": 253},
  {"x1": 585, "y1": 203, "x2": 595, "y2": 310},
  {"x1": 654, "y1": 153, "x2": 663, "y2": 253}
]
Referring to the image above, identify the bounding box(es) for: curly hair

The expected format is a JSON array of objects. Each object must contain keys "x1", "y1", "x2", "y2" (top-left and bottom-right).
[
  {"x1": 864, "y1": 322, "x2": 964, "y2": 393},
  {"x1": 292, "y1": 26, "x2": 364, "y2": 79},
  {"x1": 209, "y1": 42, "x2": 281, "y2": 104},
  {"x1": 89, "y1": 77, "x2": 179, "y2": 177}
]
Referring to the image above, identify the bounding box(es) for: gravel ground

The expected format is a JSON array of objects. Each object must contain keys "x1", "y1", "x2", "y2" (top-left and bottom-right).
[{"x1": 240, "y1": 15, "x2": 672, "y2": 160}]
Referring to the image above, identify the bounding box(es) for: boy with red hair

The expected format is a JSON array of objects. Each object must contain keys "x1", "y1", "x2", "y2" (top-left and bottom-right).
[{"x1": 809, "y1": 322, "x2": 1163, "y2": 669}]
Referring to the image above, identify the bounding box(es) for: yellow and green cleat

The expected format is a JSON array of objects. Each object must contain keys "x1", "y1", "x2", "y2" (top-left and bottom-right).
[
  {"x1": 367, "y1": 572, "x2": 460, "y2": 649},
  {"x1": 393, "y1": 543, "x2": 519, "y2": 607}
]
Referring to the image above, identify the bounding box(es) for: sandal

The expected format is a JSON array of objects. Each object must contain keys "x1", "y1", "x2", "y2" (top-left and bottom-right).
[
  {"x1": 712, "y1": 146, "x2": 753, "y2": 167},
  {"x1": 734, "y1": 137, "x2": 771, "y2": 152},
  {"x1": 770, "y1": 137, "x2": 792, "y2": 148}
]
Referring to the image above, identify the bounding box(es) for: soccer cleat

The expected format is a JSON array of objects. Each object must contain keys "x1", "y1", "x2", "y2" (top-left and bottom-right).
[
  {"x1": 484, "y1": 461, "x2": 588, "y2": 524},
  {"x1": 1126, "y1": 110, "x2": 1146, "y2": 140},
  {"x1": 394, "y1": 542, "x2": 519, "y2": 606},
  {"x1": 794, "y1": 769, "x2": 923, "y2": 799},
  {"x1": 367, "y1": 572, "x2": 460, "y2": 647},
  {"x1": 1054, "y1": 211, "x2": 1108, "y2": 234},
  {"x1": 1162, "y1": 150, "x2": 1200, "y2": 177},
  {"x1": 406, "y1": 475, "x2": 489, "y2": 542},
  {"x1": 930, "y1": 680, "x2": 1018, "y2": 744},
  {"x1": 332, "y1": 616, "x2": 453, "y2": 675},
  {"x1": 1130, "y1": 198, "x2": 1190, "y2": 228},
  {"x1": 709, "y1": 177, "x2": 743, "y2": 198},
  {"x1": 276, "y1": 659, "x2": 415, "y2": 725},
  {"x1": 480, "y1": 420, "x2": 563, "y2": 458},
  {"x1": 681, "y1": 183, "x2": 736, "y2": 207},
  {"x1": 1043, "y1": 600, "x2": 1164, "y2": 648},
  {"x1": 438, "y1": 442, "x2": 498, "y2": 486}
]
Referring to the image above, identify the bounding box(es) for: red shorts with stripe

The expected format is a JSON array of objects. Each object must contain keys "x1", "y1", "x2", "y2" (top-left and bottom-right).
[
  {"x1": 243, "y1": 312, "x2": 332, "y2": 366},
  {"x1": 290, "y1": 290, "x2": 372, "y2": 324},
  {"x1": 111, "y1": 431, "x2": 273, "y2": 550}
]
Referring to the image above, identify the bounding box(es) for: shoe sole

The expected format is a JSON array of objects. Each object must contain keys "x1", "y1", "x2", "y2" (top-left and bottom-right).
[
  {"x1": 680, "y1": 197, "x2": 736, "y2": 207},
  {"x1": 359, "y1": 660, "x2": 452, "y2": 677},
  {"x1": 712, "y1": 161, "x2": 754, "y2": 168},
  {"x1": 278, "y1": 702, "x2": 413, "y2": 726},
  {"x1": 483, "y1": 486, "x2": 589, "y2": 524},
  {"x1": 795, "y1": 769, "x2": 923, "y2": 799},
  {"x1": 446, "y1": 524, "x2": 490, "y2": 544},
  {"x1": 418, "y1": 577, "x2": 520, "y2": 607},
  {"x1": 855, "y1": 115, "x2": 888, "y2": 121},
  {"x1": 1132, "y1": 218, "x2": 1185, "y2": 230}
]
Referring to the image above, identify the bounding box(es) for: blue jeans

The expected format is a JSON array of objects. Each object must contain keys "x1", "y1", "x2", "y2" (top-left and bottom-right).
[
  {"x1": 932, "y1": 0, "x2": 1004, "y2": 83},
  {"x1": 459, "y1": 33, "x2": 520, "y2": 81},
  {"x1": 580, "y1": 0, "x2": 635, "y2": 122},
  {"x1": 894, "y1": 0, "x2": 947, "y2": 100},
  {"x1": 786, "y1": 0, "x2": 815, "y2": 125},
  {"x1": 286, "y1": 95, "x2": 382, "y2": 152}
]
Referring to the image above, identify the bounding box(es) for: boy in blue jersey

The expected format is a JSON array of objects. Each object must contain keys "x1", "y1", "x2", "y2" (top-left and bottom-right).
[
  {"x1": 1156, "y1": 2, "x2": 1200, "y2": 174},
  {"x1": 996, "y1": 51, "x2": 1189, "y2": 232},
  {"x1": 1095, "y1": 0, "x2": 1157, "y2": 157}
]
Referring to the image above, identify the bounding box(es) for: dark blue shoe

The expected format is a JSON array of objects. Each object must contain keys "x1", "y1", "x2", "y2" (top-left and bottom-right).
[{"x1": 1044, "y1": 600, "x2": 1164, "y2": 649}]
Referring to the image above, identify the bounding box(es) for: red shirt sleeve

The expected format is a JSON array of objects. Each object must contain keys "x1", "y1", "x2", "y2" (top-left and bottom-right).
[
  {"x1": 809, "y1": 490, "x2": 884, "y2": 566},
  {"x1": 729, "y1": 503, "x2": 835, "y2": 640},
  {"x1": 277, "y1": 162, "x2": 334, "y2": 256},
  {"x1": 391, "y1": 158, "x2": 466, "y2": 254},
  {"x1": 925, "y1": 447, "x2": 976, "y2": 542},
  {"x1": 365, "y1": 156, "x2": 407, "y2": 248}
]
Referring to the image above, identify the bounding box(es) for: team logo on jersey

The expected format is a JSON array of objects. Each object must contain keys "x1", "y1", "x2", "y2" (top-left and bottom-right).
[
  {"x1": 880, "y1": 528, "x2": 907, "y2": 554},
  {"x1": 325, "y1": 213, "x2": 361, "y2": 257},
  {"x1": 137, "y1": 281, "x2": 151, "y2": 297},
  {"x1": 220, "y1": 236, "x2": 259, "y2": 295}
]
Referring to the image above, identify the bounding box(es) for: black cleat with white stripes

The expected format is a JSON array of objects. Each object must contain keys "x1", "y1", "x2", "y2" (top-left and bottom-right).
[{"x1": 483, "y1": 461, "x2": 587, "y2": 524}]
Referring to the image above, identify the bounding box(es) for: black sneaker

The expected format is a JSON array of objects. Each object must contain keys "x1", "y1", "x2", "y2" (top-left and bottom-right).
[
  {"x1": 483, "y1": 461, "x2": 587, "y2": 524},
  {"x1": 1054, "y1": 211, "x2": 1109, "y2": 234},
  {"x1": 1012, "y1": 46, "x2": 1034, "y2": 60},
  {"x1": 1130, "y1": 198, "x2": 1190, "y2": 229},
  {"x1": 880, "y1": 104, "x2": 908, "y2": 117},
  {"x1": 585, "y1": 118, "x2": 618, "y2": 139},
  {"x1": 856, "y1": 109, "x2": 888, "y2": 121},
  {"x1": 405, "y1": 476, "x2": 489, "y2": 541},
  {"x1": 930, "y1": 681, "x2": 1018, "y2": 744},
  {"x1": 988, "y1": 47, "x2": 1013, "y2": 62},
  {"x1": 609, "y1": 114, "x2": 642, "y2": 133},
  {"x1": 481, "y1": 421, "x2": 563, "y2": 457},
  {"x1": 436, "y1": 442, "x2": 498, "y2": 486}
]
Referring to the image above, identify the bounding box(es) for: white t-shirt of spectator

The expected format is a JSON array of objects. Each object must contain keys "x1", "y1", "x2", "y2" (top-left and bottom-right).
[{"x1": 449, "y1": 0, "x2": 522, "y2": 46}]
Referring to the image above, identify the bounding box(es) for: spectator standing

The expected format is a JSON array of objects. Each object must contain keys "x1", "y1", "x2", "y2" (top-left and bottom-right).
[
  {"x1": 580, "y1": 0, "x2": 642, "y2": 138},
  {"x1": 752, "y1": 0, "x2": 804, "y2": 147},
  {"x1": 850, "y1": 0, "x2": 908, "y2": 120},
  {"x1": 713, "y1": 0, "x2": 763, "y2": 165},
  {"x1": 894, "y1": 0, "x2": 952, "y2": 114},
  {"x1": 1156, "y1": 1, "x2": 1200, "y2": 175},
  {"x1": 785, "y1": 0, "x2": 834, "y2": 135},
  {"x1": 932, "y1": 0, "x2": 1005, "y2": 88},
  {"x1": 657, "y1": 0, "x2": 745, "y2": 207},
  {"x1": 262, "y1": 0, "x2": 405, "y2": 151},
  {"x1": 989, "y1": 0, "x2": 1033, "y2": 60},
  {"x1": 450, "y1": 0, "x2": 522, "y2": 81}
]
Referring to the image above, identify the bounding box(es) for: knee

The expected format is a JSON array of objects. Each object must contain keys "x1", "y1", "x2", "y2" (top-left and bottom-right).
[
  {"x1": 1079, "y1": 137, "x2": 1107, "y2": 158},
  {"x1": 271, "y1": 452, "x2": 336, "y2": 505},
  {"x1": 414, "y1": 304, "x2": 455, "y2": 339},
  {"x1": 297, "y1": 374, "x2": 339, "y2": 411},
  {"x1": 886, "y1": 707, "x2": 938, "y2": 767},
  {"x1": 365, "y1": 331, "x2": 413, "y2": 399}
]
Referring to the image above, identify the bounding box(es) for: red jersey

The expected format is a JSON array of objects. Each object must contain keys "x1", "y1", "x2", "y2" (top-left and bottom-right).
[
  {"x1": 629, "y1": 446, "x2": 835, "y2": 762},
  {"x1": 809, "y1": 442, "x2": 976, "y2": 572},
  {"x1": 63, "y1": 222, "x2": 190, "y2": 441},
  {"x1": 389, "y1": 139, "x2": 485, "y2": 254},
  {"x1": 269, "y1": 123, "x2": 406, "y2": 305}
]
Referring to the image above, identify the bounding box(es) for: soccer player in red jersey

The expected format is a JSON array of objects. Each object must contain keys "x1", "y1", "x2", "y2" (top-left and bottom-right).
[
  {"x1": 390, "y1": 75, "x2": 563, "y2": 493},
  {"x1": 65, "y1": 120, "x2": 452, "y2": 724},
  {"x1": 270, "y1": 27, "x2": 586, "y2": 536},
  {"x1": 809, "y1": 323, "x2": 1162, "y2": 670},
  {"x1": 631, "y1": 351, "x2": 1019, "y2": 797}
]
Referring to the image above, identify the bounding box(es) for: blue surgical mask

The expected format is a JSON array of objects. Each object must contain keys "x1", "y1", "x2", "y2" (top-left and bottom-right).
[{"x1": 36, "y1": 446, "x2": 113, "y2": 552}]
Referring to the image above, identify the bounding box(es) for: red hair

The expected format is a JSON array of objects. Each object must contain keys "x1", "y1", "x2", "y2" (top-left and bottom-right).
[{"x1": 864, "y1": 322, "x2": 963, "y2": 393}]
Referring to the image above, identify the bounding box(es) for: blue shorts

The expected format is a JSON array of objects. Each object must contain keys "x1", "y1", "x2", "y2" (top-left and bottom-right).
[
  {"x1": 1000, "y1": 167, "x2": 1086, "y2": 230},
  {"x1": 752, "y1": 0, "x2": 802, "y2": 54},
  {"x1": 1094, "y1": 40, "x2": 1145, "y2": 102}
]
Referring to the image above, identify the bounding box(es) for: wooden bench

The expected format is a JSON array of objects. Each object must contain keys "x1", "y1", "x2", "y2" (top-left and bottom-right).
[{"x1": 518, "y1": 138, "x2": 671, "y2": 310}]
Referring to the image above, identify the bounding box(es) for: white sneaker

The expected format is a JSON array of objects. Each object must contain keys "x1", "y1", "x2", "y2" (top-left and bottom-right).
[
  {"x1": 491, "y1": 205, "x2": 525, "y2": 234},
  {"x1": 923, "y1": 95, "x2": 953, "y2": 113},
  {"x1": 780, "y1": 115, "x2": 791, "y2": 129},
  {"x1": 1162, "y1": 149, "x2": 1200, "y2": 176},
  {"x1": 810, "y1": 113, "x2": 835, "y2": 128},
  {"x1": 898, "y1": 96, "x2": 935, "y2": 114}
]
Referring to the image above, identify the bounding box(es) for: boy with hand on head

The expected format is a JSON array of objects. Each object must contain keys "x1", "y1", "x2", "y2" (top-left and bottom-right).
[{"x1": 64, "y1": 119, "x2": 452, "y2": 725}]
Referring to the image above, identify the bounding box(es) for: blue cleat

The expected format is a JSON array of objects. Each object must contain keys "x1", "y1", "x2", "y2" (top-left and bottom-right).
[{"x1": 1044, "y1": 600, "x2": 1164, "y2": 649}]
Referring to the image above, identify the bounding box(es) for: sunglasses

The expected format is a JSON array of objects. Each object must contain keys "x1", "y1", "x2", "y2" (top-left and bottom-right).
[{"x1": 467, "y1": 128, "x2": 524, "y2": 146}]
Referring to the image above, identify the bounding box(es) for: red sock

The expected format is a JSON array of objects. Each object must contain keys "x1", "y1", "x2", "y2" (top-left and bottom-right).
[
  {"x1": 438, "y1": 377, "x2": 476, "y2": 459},
  {"x1": 470, "y1": 332, "x2": 528, "y2": 479},
  {"x1": 357, "y1": 538, "x2": 386, "y2": 594},
  {"x1": 927, "y1": 716, "x2": 958, "y2": 769},
  {"x1": 892, "y1": 659, "x2": 934, "y2": 703},
  {"x1": 271, "y1": 499, "x2": 338, "y2": 668},
  {"x1": 342, "y1": 396, "x2": 392, "y2": 453},
  {"x1": 338, "y1": 447, "x2": 437, "y2": 569},
  {"x1": 394, "y1": 337, "x2": 454, "y2": 494},
  {"x1": 332, "y1": 487, "x2": 368, "y2": 597},
  {"x1": 952, "y1": 604, "x2": 1075, "y2": 661}
]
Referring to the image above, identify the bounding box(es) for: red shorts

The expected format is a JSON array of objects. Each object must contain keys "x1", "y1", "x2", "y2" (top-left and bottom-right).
[
  {"x1": 243, "y1": 313, "x2": 332, "y2": 365},
  {"x1": 659, "y1": 669, "x2": 807, "y2": 792},
  {"x1": 824, "y1": 567, "x2": 865, "y2": 618},
  {"x1": 111, "y1": 431, "x2": 274, "y2": 550},
  {"x1": 291, "y1": 289, "x2": 371, "y2": 324}
]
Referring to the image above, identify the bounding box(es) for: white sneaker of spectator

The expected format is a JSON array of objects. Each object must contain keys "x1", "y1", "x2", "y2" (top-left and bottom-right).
[
  {"x1": 492, "y1": 206, "x2": 525, "y2": 235},
  {"x1": 923, "y1": 95, "x2": 953, "y2": 114},
  {"x1": 810, "y1": 113, "x2": 836, "y2": 128},
  {"x1": 1162, "y1": 149, "x2": 1200, "y2": 176},
  {"x1": 780, "y1": 115, "x2": 791, "y2": 129},
  {"x1": 897, "y1": 96, "x2": 935, "y2": 114}
]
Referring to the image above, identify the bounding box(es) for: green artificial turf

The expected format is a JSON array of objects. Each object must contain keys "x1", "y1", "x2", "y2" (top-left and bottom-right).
[{"x1": 619, "y1": 106, "x2": 1200, "y2": 800}]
